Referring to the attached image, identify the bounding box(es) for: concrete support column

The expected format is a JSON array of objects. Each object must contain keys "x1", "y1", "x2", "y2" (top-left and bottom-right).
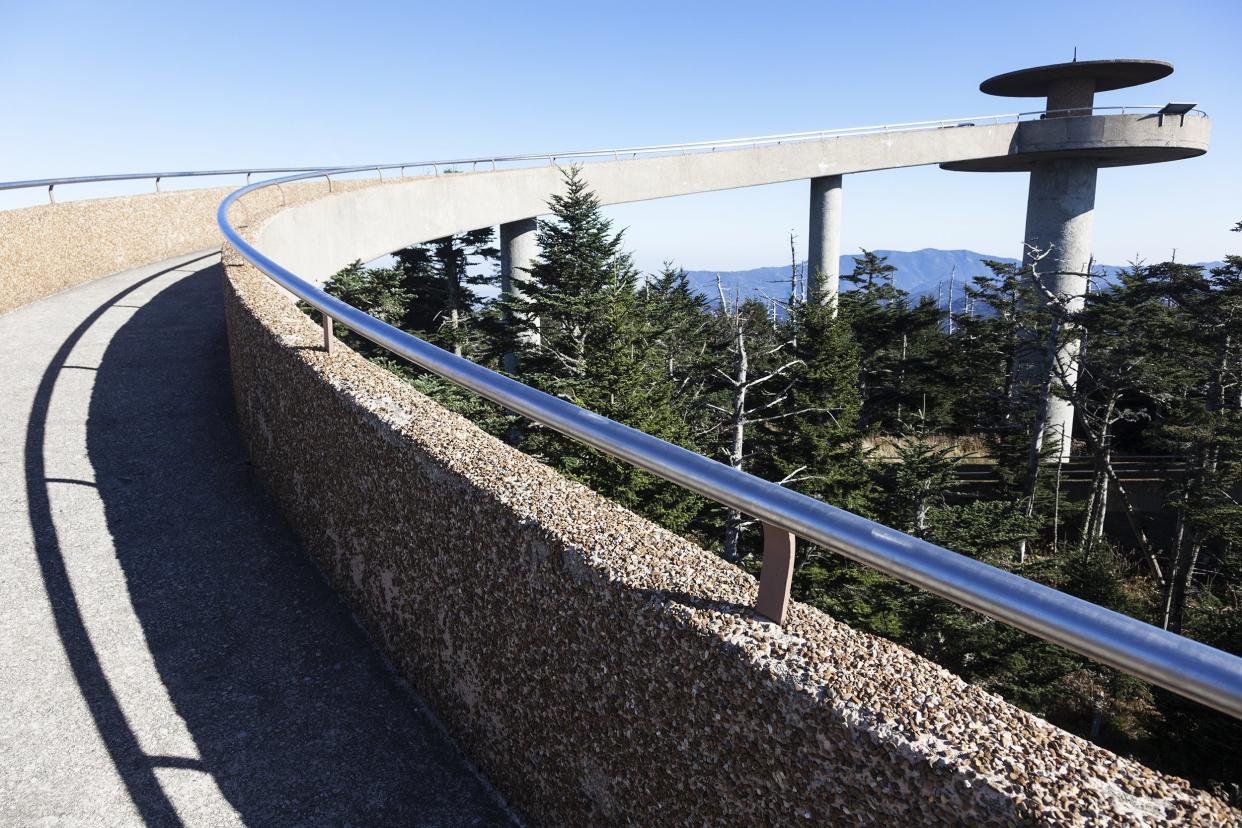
[
  {"x1": 499, "y1": 217, "x2": 540, "y2": 373},
  {"x1": 808, "y1": 175, "x2": 843, "y2": 310},
  {"x1": 1021, "y1": 157, "x2": 1098, "y2": 462}
]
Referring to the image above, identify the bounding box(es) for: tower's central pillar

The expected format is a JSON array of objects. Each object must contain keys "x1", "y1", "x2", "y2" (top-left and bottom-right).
[{"x1": 1022, "y1": 157, "x2": 1099, "y2": 461}]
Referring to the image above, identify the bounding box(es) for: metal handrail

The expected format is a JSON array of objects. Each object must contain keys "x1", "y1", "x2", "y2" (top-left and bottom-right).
[
  {"x1": 0, "y1": 166, "x2": 355, "y2": 204},
  {"x1": 216, "y1": 108, "x2": 1242, "y2": 721},
  {"x1": 4, "y1": 105, "x2": 1207, "y2": 204}
]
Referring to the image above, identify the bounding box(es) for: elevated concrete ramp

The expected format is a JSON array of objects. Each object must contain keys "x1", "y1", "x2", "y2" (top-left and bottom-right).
[{"x1": 0, "y1": 253, "x2": 513, "y2": 825}]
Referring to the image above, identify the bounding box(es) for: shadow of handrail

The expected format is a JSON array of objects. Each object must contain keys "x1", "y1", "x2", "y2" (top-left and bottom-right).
[
  {"x1": 22, "y1": 253, "x2": 512, "y2": 823},
  {"x1": 23, "y1": 254, "x2": 215, "y2": 824}
]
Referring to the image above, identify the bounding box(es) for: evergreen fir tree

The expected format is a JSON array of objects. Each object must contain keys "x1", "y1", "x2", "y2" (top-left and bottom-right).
[
  {"x1": 392, "y1": 229, "x2": 498, "y2": 357},
  {"x1": 769, "y1": 298, "x2": 873, "y2": 513},
  {"x1": 515, "y1": 167, "x2": 702, "y2": 531},
  {"x1": 511, "y1": 166, "x2": 629, "y2": 393},
  {"x1": 839, "y1": 250, "x2": 942, "y2": 430},
  {"x1": 319, "y1": 260, "x2": 411, "y2": 356}
]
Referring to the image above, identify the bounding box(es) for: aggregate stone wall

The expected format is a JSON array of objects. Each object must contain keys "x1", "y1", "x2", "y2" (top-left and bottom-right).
[
  {"x1": 221, "y1": 245, "x2": 1240, "y2": 826},
  {"x1": 0, "y1": 187, "x2": 230, "y2": 314},
  {"x1": 0, "y1": 178, "x2": 379, "y2": 315}
]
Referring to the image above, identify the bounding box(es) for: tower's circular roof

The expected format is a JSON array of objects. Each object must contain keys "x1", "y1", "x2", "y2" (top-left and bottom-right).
[{"x1": 980, "y1": 59, "x2": 1173, "y2": 97}]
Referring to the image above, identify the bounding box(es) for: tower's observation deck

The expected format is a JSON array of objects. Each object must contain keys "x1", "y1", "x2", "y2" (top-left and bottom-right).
[
  {"x1": 940, "y1": 108, "x2": 1210, "y2": 172},
  {"x1": 943, "y1": 59, "x2": 1208, "y2": 172}
]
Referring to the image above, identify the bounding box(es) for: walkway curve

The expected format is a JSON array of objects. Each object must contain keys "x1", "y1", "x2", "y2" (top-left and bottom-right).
[{"x1": 0, "y1": 252, "x2": 514, "y2": 825}]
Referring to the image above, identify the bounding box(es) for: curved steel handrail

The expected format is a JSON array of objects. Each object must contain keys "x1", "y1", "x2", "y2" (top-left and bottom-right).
[
  {"x1": 217, "y1": 106, "x2": 1242, "y2": 721},
  {"x1": 0, "y1": 167, "x2": 345, "y2": 191},
  {"x1": 0, "y1": 166, "x2": 358, "y2": 203}
]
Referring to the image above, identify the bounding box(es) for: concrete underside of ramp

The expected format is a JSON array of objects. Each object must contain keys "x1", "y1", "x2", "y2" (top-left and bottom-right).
[{"x1": 0, "y1": 253, "x2": 513, "y2": 826}]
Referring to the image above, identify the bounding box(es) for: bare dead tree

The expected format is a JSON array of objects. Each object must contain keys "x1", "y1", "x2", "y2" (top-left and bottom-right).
[
  {"x1": 789, "y1": 231, "x2": 805, "y2": 306},
  {"x1": 1016, "y1": 245, "x2": 1067, "y2": 563},
  {"x1": 709, "y1": 275, "x2": 806, "y2": 562},
  {"x1": 947, "y1": 265, "x2": 956, "y2": 336},
  {"x1": 1037, "y1": 350, "x2": 1168, "y2": 582},
  {"x1": 1034, "y1": 268, "x2": 1167, "y2": 585}
]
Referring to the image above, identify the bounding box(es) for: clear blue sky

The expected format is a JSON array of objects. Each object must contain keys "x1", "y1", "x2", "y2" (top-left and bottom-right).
[{"x1": 3, "y1": 0, "x2": 1238, "y2": 271}]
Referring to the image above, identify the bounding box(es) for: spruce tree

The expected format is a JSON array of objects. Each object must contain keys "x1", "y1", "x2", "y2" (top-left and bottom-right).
[
  {"x1": 839, "y1": 250, "x2": 943, "y2": 431},
  {"x1": 511, "y1": 166, "x2": 629, "y2": 393},
  {"x1": 769, "y1": 298, "x2": 873, "y2": 513},
  {"x1": 1141, "y1": 254, "x2": 1242, "y2": 633},
  {"x1": 947, "y1": 261, "x2": 1028, "y2": 439},
  {"x1": 320, "y1": 260, "x2": 411, "y2": 355},
  {"x1": 515, "y1": 167, "x2": 702, "y2": 531},
  {"x1": 640, "y1": 263, "x2": 712, "y2": 390},
  {"x1": 638, "y1": 263, "x2": 716, "y2": 450},
  {"x1": 393, "y1": 228, "x2": 498, "y2": 358}
]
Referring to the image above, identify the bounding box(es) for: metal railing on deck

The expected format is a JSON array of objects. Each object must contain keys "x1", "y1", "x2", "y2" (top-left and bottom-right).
[
  {"x1": 32, "y1": 109, "x2": 1233, "y2": 720},
  {"x1": 0, "y1": 166, "x2": 353, "y2": 203}
]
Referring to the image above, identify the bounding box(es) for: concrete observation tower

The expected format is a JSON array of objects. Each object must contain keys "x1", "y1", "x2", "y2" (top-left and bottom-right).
[
  {"x1": 941, "y1": 59, "x2": 1209, "y2": 461},
  {"x1": 489, "y1": 57, "x2": 1207, "y2": 463}
]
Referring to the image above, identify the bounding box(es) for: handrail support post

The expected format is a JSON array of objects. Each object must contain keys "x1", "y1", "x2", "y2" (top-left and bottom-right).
[
  {"x1": 323, "y1": 313, "x2": 334, "y2": 354},
  {"x1": 756, "y1": 523, "x2": 796, "y2": 625}
]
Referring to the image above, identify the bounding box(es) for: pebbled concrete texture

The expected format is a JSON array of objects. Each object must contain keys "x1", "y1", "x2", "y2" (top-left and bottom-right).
[
  {"x1": 0, "y1": 178, "x2": 379, "y2": 315},
  {"x1": 0, "y1": 251, "x2": 514, "y2": 826},
  {"x1": 221, "y1": 237, "x2": 1241, "y2": 826},
  {"x1": 0, "y1": 188, "x2": 231, "y2": 314}
]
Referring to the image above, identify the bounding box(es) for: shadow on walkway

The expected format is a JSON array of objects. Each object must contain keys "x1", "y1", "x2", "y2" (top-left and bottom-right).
[{"x1": 26, "y1": 259, "x2": 512, "y2": 825}]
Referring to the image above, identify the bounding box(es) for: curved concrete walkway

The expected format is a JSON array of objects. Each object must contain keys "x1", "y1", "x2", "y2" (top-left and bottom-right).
[{"x1": 0, "y1": 252, "x2": 514, "y2": 826}]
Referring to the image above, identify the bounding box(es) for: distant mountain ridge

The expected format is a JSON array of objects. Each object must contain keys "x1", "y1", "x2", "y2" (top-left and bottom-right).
[{"x1": 683, "y1": 248, "x2": 1225, "y2": 305}]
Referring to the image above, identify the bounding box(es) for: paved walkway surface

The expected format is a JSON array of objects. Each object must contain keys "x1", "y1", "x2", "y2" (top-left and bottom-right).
[{"x1": 0, "y1": 252, "x2": 515, "y2": 827}]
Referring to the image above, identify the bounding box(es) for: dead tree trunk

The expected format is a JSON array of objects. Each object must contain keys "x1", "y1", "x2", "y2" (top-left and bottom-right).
[
  {"x1": 1018, "y1": 315, "x2": 1061, "y2": 563},
  {"x1": 723, "y1": 311, "x2": 749, "y2": 562},
  {"x1": 712, "y1": 276, "x2": 802, "y2": 562},
  {"x1": 433, "y1": 237, "x2": 465, "y2": 357},
  {"x1": 946, "y1": 265, "x2": 956, "y2": 335},
  {"x1": 1163, "y1": 487, "x2": 1193, "y2": 633},
  {"x1": 1079, "y1": 394, "x2": 1116, "y2": 560}
]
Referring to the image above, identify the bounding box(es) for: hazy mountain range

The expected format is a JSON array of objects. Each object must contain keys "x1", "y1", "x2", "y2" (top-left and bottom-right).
[{"x1": 683, "y1": 249, "x2": 1225, "y2": 306}]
